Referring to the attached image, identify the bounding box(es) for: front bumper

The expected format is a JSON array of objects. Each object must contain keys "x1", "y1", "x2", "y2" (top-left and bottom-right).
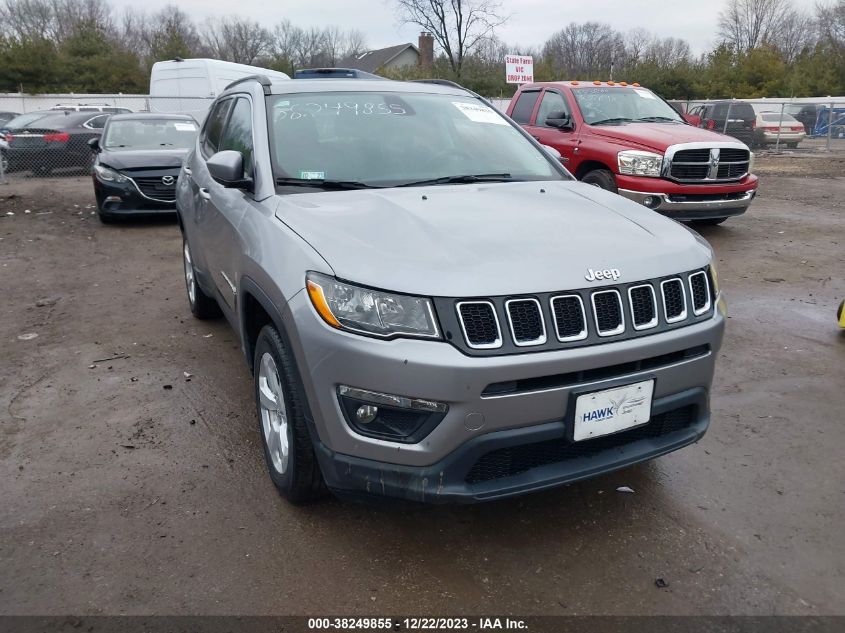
[
  {"x1": 283, "y1": 290, "x2": 725, "y2": 503},
  {"x1": 618, "y1": 187, "x2": 756, "y2": 220},
  {"x1": 93, "y1": 174, "x2": 177, "y2": 215}
]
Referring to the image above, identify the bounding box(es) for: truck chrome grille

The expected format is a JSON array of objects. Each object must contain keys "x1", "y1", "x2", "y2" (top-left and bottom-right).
[
  {"x1": 442, "y1": 268, "x2": 715, "y2": 356},
  {"x1": 505, "y1": 298, "x2": 546, "y2": 346},
  {"x1": 550, "y1": 295, "x2": 587, "y2": 341},
  {"x1": 456, "y1": 301, "x2": 501, "y2": 349},
  {"x1": 667, "y1": 146, "x2": 750, "y2": 183}
]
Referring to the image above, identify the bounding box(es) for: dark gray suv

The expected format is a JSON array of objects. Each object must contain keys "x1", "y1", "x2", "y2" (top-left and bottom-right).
[{"x1": 176, "y1": 76, "x2": 725, "y2": 504}]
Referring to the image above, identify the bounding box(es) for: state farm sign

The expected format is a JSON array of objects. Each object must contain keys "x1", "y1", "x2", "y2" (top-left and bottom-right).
[{"x1": 505, "y1": 55, "x2": 534, "y2": 84}]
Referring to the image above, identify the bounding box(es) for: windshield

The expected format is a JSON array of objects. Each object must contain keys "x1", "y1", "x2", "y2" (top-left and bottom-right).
[
  {"x1": 102, "y1": 119, "x2": 198, "y2": 150},
  {"x1": 761, "y1": 113, "x2": 798, "y2": 123},
  {"x1": 572, "y1": 87, "x2": 685, "y2": 125},
  {"x1": 266, "y1": 91, "x2": 566, "y2": 187},
  {"x1": 4, "y1": 112, "x2": 51, "y2": 129}
]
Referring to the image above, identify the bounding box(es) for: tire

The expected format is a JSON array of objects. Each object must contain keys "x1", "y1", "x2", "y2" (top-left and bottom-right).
[
  {"x1": 581, "y1": 168, "x2": 618, "y2": 193},
  {"x1": 253, "y1": 325, "x2": 325, "y2": 503},
  {"x1": 693, "y1": 217, "x2": 728, "y2": 226},
  {"x1": 182, "y1": 236, "x2": 221, "y2": 319},
  {"x1": 787, "y1": 143, "x2": 798, "y2": 149}
]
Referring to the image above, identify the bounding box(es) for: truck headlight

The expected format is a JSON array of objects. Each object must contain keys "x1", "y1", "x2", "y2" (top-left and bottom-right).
[
  {"x1": 306, "y1": 272, "x2": 441, "y2": 339},
  {"x1": 618, "y1": 150, "x2": 663, "y2": 177},
  {"x1": 94, "y1": 165, "x2": 128, "y2": 183}
]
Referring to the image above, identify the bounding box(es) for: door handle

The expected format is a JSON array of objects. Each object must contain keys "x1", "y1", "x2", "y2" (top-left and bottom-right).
[
  {"x1": 199, "y1": 188, "x2": 211, "y2": 200},
  {"x1": 183, "y1": 166, "x2": 192, "y2": 178}
]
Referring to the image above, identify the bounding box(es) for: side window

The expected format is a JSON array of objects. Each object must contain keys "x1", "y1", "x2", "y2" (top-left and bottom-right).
[
  {"x1": 202, "y1": 99, "x2": 232, "y2": 157},
  {"x1": 85, "y1": 115, "x2": 108, "y2": 129},
  {"x1": 510, "y1": 90, "x2": 541, "y2": 124},
  {"x1": 535, "y1": 91, "x2": 570, "y2": 128},
  {"x1": 218, "y1": 97, "x2": 254, "y2": 179}
]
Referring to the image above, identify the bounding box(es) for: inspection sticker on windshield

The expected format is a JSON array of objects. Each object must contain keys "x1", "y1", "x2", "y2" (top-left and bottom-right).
[
  {"x1": 573, "y1": 379, "x2": 654, "y2": 441},
  {"x1": 452, "y1": 102, "x2": 508, "y2": 125},
  {"x1": 634, "y1": 89, "x2": 656, "y2": 99},
  {"x1": 174, "y1": 123, "x2": 197, "y2": 131},
  {"x1": 299, "y1": 171, "x2": 325, "y2": 180}
]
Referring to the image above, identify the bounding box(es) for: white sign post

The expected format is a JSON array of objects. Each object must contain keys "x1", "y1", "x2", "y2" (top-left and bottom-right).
[{"x1": 505, "y1": 55, "x2": 534, "y2": 84}]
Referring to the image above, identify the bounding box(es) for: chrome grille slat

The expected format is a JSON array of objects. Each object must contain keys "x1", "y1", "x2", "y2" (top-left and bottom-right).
[
  {"x1": 661, "y1": 278, "x2": 687, "y2": 323},
  {"x1": 505, "y1": 298, "x2": 547, "y2": 346},
  {"x1": 689, "y1": 271, "x2": 712, "y2": 315},
  {"x1": 591, "y1": 290, "x2": 625, "y2": 337},
  {"x1": 550, "y1": 295, "x2": 588, "y2": 342},
  {"x1": 667, "y1": 145, "x2": 750, "y2": 183},
  {"x1": 628, "y1": 284, "x2": 658, "y2": 330},
  {"x1": 456, "y1": 301, "x2": 502, "y2": 349}
]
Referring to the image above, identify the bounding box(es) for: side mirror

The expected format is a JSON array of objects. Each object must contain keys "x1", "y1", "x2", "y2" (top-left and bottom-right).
[
  {"x1": 545, "y1": 110, "x2": 573, "y2": 130},
  {"x1": 87, "y1": 137, "x2": 100, "y2": 152},
  {"x1": 541, "y1": 145, "x2": 562, "y2": 161},
  {"x1": 207, "y1": 150, "x2": 252, "y2": 189}
]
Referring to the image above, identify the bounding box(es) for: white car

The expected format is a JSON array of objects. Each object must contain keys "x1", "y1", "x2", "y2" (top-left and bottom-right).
[{"x1": 753, "y1": 111, "x2": 806, "y2": 148}]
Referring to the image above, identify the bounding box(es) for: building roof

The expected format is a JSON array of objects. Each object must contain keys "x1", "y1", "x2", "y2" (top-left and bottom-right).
[{"x1": 337, "y1": 43, "x2": 419, "y2": 73}]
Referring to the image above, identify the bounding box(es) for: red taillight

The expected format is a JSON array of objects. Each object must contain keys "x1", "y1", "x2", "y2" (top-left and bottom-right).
[
  {"x1": 4, "y1": 133, "x2": 13, "y2": 141},
  {"x1": 763, "y1": 126, "x2": 779, "y2": 132},
  {"x1": 706, "y1": 119, "x2": 715, "y2": 129},
  {"x1": 791, "y1": 126, "x2": 803, "y2": 132},
  {"x1": 44, "y1": 132, "x2": 70, "y2": 143},
  {"x1": 751, "y1": 119, "x2": 756, "y2": 129}
]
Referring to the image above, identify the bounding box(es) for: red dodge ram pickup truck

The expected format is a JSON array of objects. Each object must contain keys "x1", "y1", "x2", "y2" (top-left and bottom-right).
[{"x1": 507, "y1": 81, "x2": 758, "y2": 224}]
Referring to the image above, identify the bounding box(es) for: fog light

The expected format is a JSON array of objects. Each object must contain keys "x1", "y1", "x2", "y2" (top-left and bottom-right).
[
  {"x1": 356, "y1": 404, "x2": 378, "y2": 425},
  {"x1": 642, "y1": 196, "x2": 658, "y2": 208},
  {"x1": 337, "y1": 385, "x2": 448, "y2": 443}
]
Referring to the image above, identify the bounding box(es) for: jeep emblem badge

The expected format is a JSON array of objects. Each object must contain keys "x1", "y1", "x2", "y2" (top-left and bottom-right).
[{"x1": 585, "y1": 268, "x2": 621, "y2": 282}]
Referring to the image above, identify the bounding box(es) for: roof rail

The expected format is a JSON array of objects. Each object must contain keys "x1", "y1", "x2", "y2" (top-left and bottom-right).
[
  {"x1": 410, "y1": 79, "x2": 466, "y2": 90},
  {"x1": 224, "y1": 74, "x2": 274, "y2": 95}
]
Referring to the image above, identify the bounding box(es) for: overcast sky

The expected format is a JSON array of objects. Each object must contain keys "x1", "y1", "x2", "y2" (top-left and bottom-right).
[{"x1": 110, "y1": 0, "x2": 822, "y2": 55}]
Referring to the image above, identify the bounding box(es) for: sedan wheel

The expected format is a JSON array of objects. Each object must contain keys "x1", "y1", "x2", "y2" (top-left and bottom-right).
[{"x1": 181, "y1": 236, "x2": 220, "y2": 319}]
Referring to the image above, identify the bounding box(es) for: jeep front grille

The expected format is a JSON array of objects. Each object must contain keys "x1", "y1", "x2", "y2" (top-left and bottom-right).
[
  {"x1": 442, "y1": 268, "x2": 714, "y2": 356},
  {"x1": 668, "y1": 146, "x2": 750, "y2": 183}
]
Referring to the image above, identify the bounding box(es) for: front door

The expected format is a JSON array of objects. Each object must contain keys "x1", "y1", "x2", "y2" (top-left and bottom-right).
[{"x1": 525, "y1": 89, "x2": 579, "y2": 168}]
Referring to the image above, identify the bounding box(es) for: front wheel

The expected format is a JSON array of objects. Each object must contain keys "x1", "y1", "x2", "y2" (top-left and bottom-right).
[
  {"x1": 253, "y1": 325, "x2": 325, "y2": 503},
  {"x1": 581, "y1": 169, "x2": 618, "y2": 193},
  {"x1": 182, "y1": 237, "x2": 221, "y2": 319}
]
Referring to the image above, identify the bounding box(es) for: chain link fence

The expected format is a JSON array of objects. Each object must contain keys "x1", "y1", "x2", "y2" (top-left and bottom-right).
[{"x1": 0, "y1": 95, "x2": 214, "y2": 183}]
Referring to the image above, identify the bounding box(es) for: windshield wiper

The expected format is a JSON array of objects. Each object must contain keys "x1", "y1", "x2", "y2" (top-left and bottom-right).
[
  {"x1": 590, "y1": 117, "x2": 633, "y2": 125},
  {"x1": 396, "y1": 173, "x2": 515, "y2": 187},
  {"x1": 275, "y1": 177, "x2": 382, "y2": 190},
  {"x1": 633, "y1": 116, "x2": 681, "y2": 123}
]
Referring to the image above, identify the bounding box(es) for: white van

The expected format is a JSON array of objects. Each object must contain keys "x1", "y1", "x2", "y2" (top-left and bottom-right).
[{"x1": 149, "y1": 58, "x2": 290, "y2": 122}]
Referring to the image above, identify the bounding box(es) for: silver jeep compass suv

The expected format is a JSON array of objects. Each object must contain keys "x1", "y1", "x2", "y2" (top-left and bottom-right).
[{"x1": 176, "y1": 76, "x2": 725, "y2": 504}]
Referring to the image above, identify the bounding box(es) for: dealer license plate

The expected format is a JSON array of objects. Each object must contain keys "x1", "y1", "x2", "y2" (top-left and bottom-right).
[{"x1": 573, "y1": 380, "x2": 655, "y2": 442}]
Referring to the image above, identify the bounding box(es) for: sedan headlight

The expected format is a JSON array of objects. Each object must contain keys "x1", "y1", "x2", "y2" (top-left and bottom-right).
[
  {"x1": 306, "y1": 272, "x2": 440, "y2": 339},
  {"x1": 618, "y1": 150, "x2": 663, "y2": 177},
  {"x1": 94, "y1": 165, "x2": 128, "y2": 183}
]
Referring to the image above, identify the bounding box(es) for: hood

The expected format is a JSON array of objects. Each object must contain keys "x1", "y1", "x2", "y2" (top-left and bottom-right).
[
  {"x1": 274, "y1": 181, "x2": 711, "y2": 297},
  {"x1": 589, "y1": 122, "x2": 745, "y2": 152},
  {"x1": 99, "y1": 148, "x2": 187, "y2": 171}
]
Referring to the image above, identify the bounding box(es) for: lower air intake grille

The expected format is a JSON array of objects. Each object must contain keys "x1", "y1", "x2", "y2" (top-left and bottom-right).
[
  {"x1": 457, "y1": 302, "x2": 500, "y2": 349},
  {"x1": 592, "y1": 290, "x2": 624, "y2": 336},
  {"x1": 465, "y1": 405, "x2": 696, "y2": 484},
  {"x1": 551, "y1": 295, "x2": 586, "y2": 340},
  {"x1": 661, "y1": 279, "x2": 686, "y2": 321},
  {"x1": 506, "y1": 299, "x2": 545, "y2": 345}
]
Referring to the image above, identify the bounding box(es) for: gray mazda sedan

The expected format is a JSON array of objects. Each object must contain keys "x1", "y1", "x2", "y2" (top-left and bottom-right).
[{"x1": 176, "y1": 76, "x2": 725, "y2": 504}]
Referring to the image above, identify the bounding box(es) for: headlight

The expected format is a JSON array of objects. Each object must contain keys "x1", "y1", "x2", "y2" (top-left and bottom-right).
[
  {"x1": 94, "y1": 165, "x2": 128, "y2": 183},
  {"x1": 749, "y1": 151, "x2": 755, "y2": 173},
  {"x1": 618, "y1": 150, "x2": 663, "y2": 177},
  {"x1": 306, "y1": 272, "x2": 440, "y2": 339}
]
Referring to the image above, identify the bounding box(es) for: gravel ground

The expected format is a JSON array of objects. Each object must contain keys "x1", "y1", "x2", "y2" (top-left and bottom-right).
[{"x1": 0, "y1": 162, "x2": 843, "y2": 616}]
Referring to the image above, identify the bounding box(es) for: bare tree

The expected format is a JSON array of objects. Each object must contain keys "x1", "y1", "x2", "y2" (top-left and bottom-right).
[
  {"x1": 816, "y1": 0, "x2": 845, "y2": 49},
  {"x1": 204, "y1": 16, "x2": 272, "y2": 64},
  {"x1": 393, "y1": 0, "x2": 506, "y2": 77},
  {"x1": 718, "y1": 0, "x2": 790, "y2": 53},
  {"x1": 542, "y1": 22, "x2": 623, "y2": 79},
  {"x1": 142, "y1": 5, "x2": 203, "y2": 61}
]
